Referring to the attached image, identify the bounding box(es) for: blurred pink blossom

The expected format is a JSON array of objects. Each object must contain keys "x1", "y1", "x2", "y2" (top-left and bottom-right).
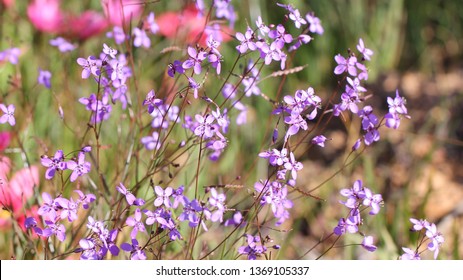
[
  {"x1": 101, "y1": 0, "x2": 143, "y2": 27},
  {"x1": 0, "y1": 156, "x2": 40, "y2": 231}
]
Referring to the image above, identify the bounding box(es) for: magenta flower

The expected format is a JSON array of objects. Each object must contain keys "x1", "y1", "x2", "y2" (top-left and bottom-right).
[
  {"x1": 0, "y1": 104, "x2": 15, "y2": 126},
  {"x1": 67, "y1": 152, "x2": 91, "y2": 182}
]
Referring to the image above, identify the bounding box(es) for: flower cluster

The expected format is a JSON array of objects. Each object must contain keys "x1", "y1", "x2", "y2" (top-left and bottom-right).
[
  {"x1": 41, "y1": 149, "x2": 91, "y2": 182},
  {"x1": 334, "y1": 179, "x2": 383, "y2": 252},
  {"x1": 400, "y1": 218, "x2": 445, "y2": 260}
]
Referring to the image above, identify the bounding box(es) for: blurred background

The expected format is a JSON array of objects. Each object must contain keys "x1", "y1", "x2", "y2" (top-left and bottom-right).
[{"x1": 0, "y1": 0, "x2": 462, "y2": 259}]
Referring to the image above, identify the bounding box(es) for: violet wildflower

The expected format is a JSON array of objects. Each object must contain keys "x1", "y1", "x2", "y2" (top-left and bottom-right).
[
  {"x1": 103, "y1": 43, "x2": 117, "y2": 58},
  {"x1": 409, "y1": 218, "x2": 429, "y2": 231},
  {"x1": 74, "y1": 190, "x2": 96, "y2": 209},
  {"x1": 361, "y1": 235, "x2": 377, "y2": 252},
  {"x1": 209, "y1": 188, "x2": 226, "y2": 222},
  {"x1": 224, "y1": 211, "x2": 245, "y2": 227},
  {"x1": 425, "y1": 223, "x2": 444, "y2": 259},
  {"x1": 235, "y1": 27, "x2": 257, "y2": 54},
  {"x1": 238, "y1": 234, "x2": 267, "y2": 260},
  {"x1": 0, "y1": 47, "x2": 20, "y2": 64},
  {"x1": 400, "y1": 247, "x2": 421, "y2": 260},
  {"x1": 268, "y1": 24, "x2": 293, "y2": 50},
  {"x1": 167, "y1": 60, "x2": 185, "y2": 78},
  {"x1": 154, "y1": 186, "x2": 173, "y2": 208},
  {"x1": 37, "y1": 192, "x2": 58, "y2": 218},
  {"x1": 55, "y1": 197, "x2": 78, "y2": 222},
  {"x1": 41, "y1": 150, "x2": 66, "y2": 180},
  {"x1": 67, "y1": 152, "x2": 91, "y2": 182},
  {"x1": 0, "y1": 104, "x2": 15, "y2": 126},
  {"x1": 133, "y1": 27, "x2": 150, "y2": 48},
  {"x1": 288, "y1": 9, "x2": 307, "y2": 29},
  {"x1": 121, "y1": 239, "x2": 147, "y2": 260},
  {"x1": 178, "y1": 198, "x2": 204, "y2": 228},
  {"x1": 141, "y1": 131, "x2": 161, "y2": 151},
  {"x1": 188, "y1": 77, "x2": 201, "y2": 99},
  {"x1": 357, "y1": 38, "x2": 374, "y2": 61},
  {"x1": 334, "y1": 54, "x2": 357, "y2": 76},
  {"x1": 38, "y1": 69, "x2": 52, "y2": 88},
  {"x1": 288, "y1": 34, "x2": 313, "y2": 52},
  {"x1": 194, "y1": 114, "x2": 216, "y2": 138},
  {"x1": 76, "y1": 56, "x2": 101, "y2": 79},
  {"x1": 183, "y1": 46, "x2": 207, "y2": 75},
  {"x1": 146, "y1": 12, "x2": 159, "y2": 34},
  {"x1": 362, "y1": 187, "x2": 383, "y2": 215},
  {"x1": 255, "y1": 16, "x2": 270, "y2": 35},
  {"x1": 106, "y1": 26, "x2": 126, "y2": 44},
  {"x1": 49, "y1": 37, "x2": 76, "y2": 52},
  {"x1": 306, "y1": 12, "x2": 324, "y2": 34},
  {"x1": 312, "y1": 135, "x2": 329, "y2": 147},
  {"x1": 117, "y1": 183, "x2": 144, "y2": 206},
  {"x1": 284, "y1": 152, "x2": 303, "y2": 180},
  {"x1": 79, "y1": 238, "x2": 100, "y2": 260},
  {"x1": 126, "y1": 208, "x2": 146, "y2": 239},
  {"x1": 144, "y1": 208, "x2": 169, "y2": 227}
]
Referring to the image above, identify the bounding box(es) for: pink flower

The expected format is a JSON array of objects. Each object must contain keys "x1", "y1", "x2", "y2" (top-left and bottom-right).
[
  {"x1": 27, "y1": 0, "x2": 64, "y2": 34},
  {"x1": 67, "y1": 11, "x2": 109, "y2": 40},
  {"x1": 0, "y1": 132, "x2": 11, "y2": 152},
  {"x1": 101, "y1": 0, "x2": 143, "y2": 27},
  {"x1": 0, "y1": 156, "x2": 40, "y2": 231},
  {"x1": 2, "y1": 0, "x2": 14, "y2": 8}
]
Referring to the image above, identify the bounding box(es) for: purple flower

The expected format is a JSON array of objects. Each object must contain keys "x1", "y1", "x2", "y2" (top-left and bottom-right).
[
  {"x1": 154, "y1": 186, "x2": 173, "y2": 208},
  {"x1": 79, "y1": 238, "x2": 101, "y2": 260},
  {"x1": 289, "y1": 9, "x2": 307, "y2": 29},
  {"x1": 357, "y1": 38, "x2": 373, "y2": 61},
  {"x1": 167, "y1": 60, "x2": 185, "y2": 78},
  {"x1": 400, "y1": 247, "x2": 421, "y2": 260},
  {"x1": 306, "y1": 12, "x2": 324, "y2": 34},
  {"x1": 387, "y1": 89, "x2": 409, "y2": 116},
  {"x1": 425, "y1": 223, "x2": 444, "y2": 259},
  {"x1": 67, "y1": 152, "x2": 91, "y2": 182},
  {"x1": 209, "y1": 188, "x2": 226, "y2": 222},
  {"x1": 224, "y1": 211, "x2": 244, "y2": 227},
  {"x1": 146, "y1": 12, "x2": 159, "y2": 34},
  {"x1": 38, "y1": 69, "x2": 52, "y2": 88},
  {"x1": 334, "y1": 54, "x2": 357, "y2": 76},
  {"x1": 126, "y1": 208, "x2": 146, "y2": 239},
  {"x1": 117, "y1": 183, "x2": 144, "y2": 206},
  {"x1": 133, "y1": 27, "x2": 150, "y2": 48},
  {"x1": 106, "y1": 26, "x2": 126, "y2": 45},
  {"x1": 144, "y1": 208, "x2": 169, "y2": 227},
  {"x1": 188, "y1": 77, "x2": 201, "y2": 99},
  {"x1": 312, "y1": 135, "x2": 329, "y2": 147},
  {"x1": 194, "y1": 114, "x2": 216, "y2": 138},
  {"x1": 0, "y1": 47, "x2": 20, "y2": 64},
  {"x1": 238, "y1": 234, "x2": 267, "y2": 260},
  {"x1": 38, "y1": 192, "x2": 58, "y2": 218},
  {"x1": 409, "y1": 218, "x2": 430, "y2": 231},
  {"x1": 183, "y1": 46, "x2": 207, "y2": 75},
  {"x1": 0, "y1": 104, "x2": 15, "y2": 126},
  {"x1": 103, "y1": 43, "x2": 117, "y2": 58},
  {"x1": 41, "y1": 150, "x2": 66, "y2": 180},
  {"x1": 284, "y1": 152, "x2": 303, "y2": 180},
  {"x1": 76, "y1": 56, "x2": 101, "y2": 79},
  {"x1": 259, "y1": 42, "x2": 287, "y2": 69},
  {"x1": 235, "y1": 27, "x2": 256, "y2": 54},
  {"x1": 255, "y1": 16, "x2": 270, "y2": 35},
  {"x1": 74, "y1": 190, "x2": 96, "y2": 209},
  {"x1": 121, "y1": 239, "x2": 147, "y2": 260},
  {"x1": 49, "y1": 37, "x2": 76, "y2": 52},
  {"x1": 361, "y1": 236, "x2": 377, "y2": 252},
  {"x1": 141, "y1": 131, "x2": 161, "y2": 151},
  {"x1": 268, "y1": 24, "x2": 293, "y2": 50},
  {"x1": 179, "y1": 198, "x2": 204, "y2": 228},
  {"x1": 362, "y1": 187, "x2": 383, "y2": 215}
]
